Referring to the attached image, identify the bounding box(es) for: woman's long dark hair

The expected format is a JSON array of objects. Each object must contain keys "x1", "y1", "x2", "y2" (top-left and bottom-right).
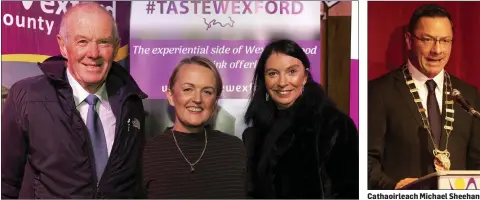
[{"x1": 244, "y1": 39, "x2": 328, "y2": 130}]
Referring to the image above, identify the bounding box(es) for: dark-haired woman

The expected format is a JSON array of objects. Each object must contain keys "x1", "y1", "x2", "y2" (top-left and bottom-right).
[{"x1": 243, "y1": 39, "x2": 359, "y2": 199}]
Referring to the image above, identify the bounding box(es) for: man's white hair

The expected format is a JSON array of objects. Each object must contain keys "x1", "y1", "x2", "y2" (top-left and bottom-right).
[{"x1": 58, "y1": 2, "x2": 120, "y2": 43}]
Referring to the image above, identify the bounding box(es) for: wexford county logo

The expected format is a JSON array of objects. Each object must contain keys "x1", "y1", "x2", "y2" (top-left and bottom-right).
[
  {"x1": 2, "y1": 1, "x2": 116, "y2": 36},
  {"x1": 145, "y1": 1, "x2": 303, "y2": 31}
]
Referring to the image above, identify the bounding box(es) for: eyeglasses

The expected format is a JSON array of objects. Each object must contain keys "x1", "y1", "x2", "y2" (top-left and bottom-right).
[{"x1": 410, "y1": 33, "x2": 453, "y2": 47}]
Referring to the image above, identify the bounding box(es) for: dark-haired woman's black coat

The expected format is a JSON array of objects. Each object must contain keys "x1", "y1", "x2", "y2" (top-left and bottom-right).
[{"x1": 242, "y1": 89, "x2": 359, "y2": 199}]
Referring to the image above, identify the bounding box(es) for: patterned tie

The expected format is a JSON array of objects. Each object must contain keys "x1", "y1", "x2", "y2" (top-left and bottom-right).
[
  {"x1": 85, "y1": 94, "x2": 108, "y2": 181},
  {"x1": 426, "y1": 80, "x2": 441, "y2": 145}
]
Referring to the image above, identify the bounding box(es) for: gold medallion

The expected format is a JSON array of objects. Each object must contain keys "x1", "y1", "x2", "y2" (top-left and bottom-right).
[{"x1": 433, "y1": 149, "x2": 451, "y2": 171}]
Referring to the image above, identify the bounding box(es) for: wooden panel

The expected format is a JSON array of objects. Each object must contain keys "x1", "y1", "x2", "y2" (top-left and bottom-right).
[{"x1": 326, "y1": 16, "x2": 352, "y2": 115}]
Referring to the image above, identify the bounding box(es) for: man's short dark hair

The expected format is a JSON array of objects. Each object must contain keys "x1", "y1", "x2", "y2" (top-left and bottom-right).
[{"x1": 408, "y1": 4, "x2": 454, "y2": 33}]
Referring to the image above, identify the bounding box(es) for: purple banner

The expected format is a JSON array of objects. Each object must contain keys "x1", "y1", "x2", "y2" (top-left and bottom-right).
[
  {"x1": 1, "y1": 1, "x2": 130, "y2": 56},
  {"x1": 130, "y1": 40, "x2": 320, "y2": 99}
]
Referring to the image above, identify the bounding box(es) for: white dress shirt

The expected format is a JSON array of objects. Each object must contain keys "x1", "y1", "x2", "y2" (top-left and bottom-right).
[
  {"x1": 407, "y1": 60, "x2": 444, "y2": 114},
  {"x1": 67, "y1": 69, "x2": 116, "y2": 156}
]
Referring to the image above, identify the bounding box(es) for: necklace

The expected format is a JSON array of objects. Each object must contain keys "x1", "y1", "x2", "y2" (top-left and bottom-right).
[
  {"x1": 171, "y1": 128, "x2": 208, "y2": 173},
  {"x1": 402, "y1": 65, "x2": 454, "y2": 171}
]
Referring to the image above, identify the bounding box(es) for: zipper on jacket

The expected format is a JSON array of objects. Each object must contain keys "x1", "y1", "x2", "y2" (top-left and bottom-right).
[
  {"x1": 62, "y1": 80, "x2": 143, "y2": 198},
  {"x1": 71, "y1": 108, "x2": 100, "y2": 197},
  {"x1": 63, "y1": 87, "x2": 99, "y2": 198},
  {"x1": 94, "y1": 93, "x2": 138, "y2": 197},
  {"x1": 95, "y1": 182, "x2": 100, "y2": 198}
]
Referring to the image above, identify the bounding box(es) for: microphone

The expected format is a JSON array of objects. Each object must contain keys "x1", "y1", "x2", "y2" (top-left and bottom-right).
[{"x1": 452, "y1": 89, "x2": 480, "y2": 119}]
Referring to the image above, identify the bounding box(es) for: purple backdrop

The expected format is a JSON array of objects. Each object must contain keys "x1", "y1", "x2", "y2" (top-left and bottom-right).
[
  {"x1": 130, "y1": 40, "x2": 321, "y2": 99},
  {"x1": 1, "y1": 1, "x2": 130, "y2": 55}
]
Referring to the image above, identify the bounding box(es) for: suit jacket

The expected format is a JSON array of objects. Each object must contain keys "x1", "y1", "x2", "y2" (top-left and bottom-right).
[{"x1": 368, "y1": 66, "x2": 480, "y2": 189}]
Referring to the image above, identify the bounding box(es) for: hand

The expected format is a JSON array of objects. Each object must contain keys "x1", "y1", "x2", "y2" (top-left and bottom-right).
[{"x1": 395, "y1": 178, "x2": 418, "y2": 189}]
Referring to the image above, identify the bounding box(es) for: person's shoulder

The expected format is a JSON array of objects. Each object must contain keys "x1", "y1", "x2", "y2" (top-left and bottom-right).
[
  {"x1": 298, "y1": 83, "x2": 355, "y2": 131},
  {"x1": 241, "y1": 126, "x2": 258, "y2": 144},
  {"x1": 145, "y1": 131, "x2": 169, "y2": 150},
  {"x1": 8, "y1": 75, "x2": 49, "y2": 101},
  {"x1": 212, "y1": 130, "x2": 243, "y2": 143},
  {"x1": 369, "y1": 67, "x2": 402, "y2": 88},
  {"x1": 110, "y1": 62, "x2": 130, "y2": 77},
  {"x1": 142, "y1": 132, "x2": 171, "y2": 173},
  {"x1": 241, "y1": 126, "x2": 256, "y2": 137},
  {"x1": 109, "y1": 62, "x2": 148, "y2": 99},
  {"x1": 11, "y1": 75, "x2": 46, "y2": 90},
  {"x1": 211, "y1": 130, "x2": 245, "y2": 154},
  {"x1": 321, "y1": 105, "x2": 357, "y2": 130},
  {"x1": 314, "y1": 106, "x2": 358, "y2": 151}
]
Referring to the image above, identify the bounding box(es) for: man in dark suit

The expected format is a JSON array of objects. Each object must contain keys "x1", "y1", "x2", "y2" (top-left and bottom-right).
[
  {"x1": 2, "y1": 2, "x2": 147, "y2": 198},
  {"x1": 368, "y1": 4, "x2": 480, "y2": 190}
]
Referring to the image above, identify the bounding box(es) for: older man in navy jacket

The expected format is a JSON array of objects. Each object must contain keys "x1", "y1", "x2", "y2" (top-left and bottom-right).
[{"x1": 1, "y1": 2, "x2": 147, "y2": 198}]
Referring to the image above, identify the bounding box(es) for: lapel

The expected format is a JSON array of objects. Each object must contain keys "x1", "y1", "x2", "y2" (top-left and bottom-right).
[
  {"x1": 105, "y1": 64, "x2": 148, "y2": 135},
  {"x1": 393, "y1": 67, "x2": 424, "y2": 126},
  {"x1": 106, "y1": 72, "x2": 123, "y2": 125},
  {"x1": 392, "y1": 66, "x2": 435, "y2": 151},
  {"x1": 61, "y1": 83, "x2": 89, "y2": 143},
  {"x1": 439, "y1": 90, "x2": 448, "y2": 150},
  {"x1": 439, "y1": 74, "x2": 463, "y2": 151}
]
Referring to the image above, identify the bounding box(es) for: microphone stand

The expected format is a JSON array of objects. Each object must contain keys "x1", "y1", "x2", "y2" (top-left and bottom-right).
[{"x1": 467, "y1": 109, "x2": 480, "y2": 120}]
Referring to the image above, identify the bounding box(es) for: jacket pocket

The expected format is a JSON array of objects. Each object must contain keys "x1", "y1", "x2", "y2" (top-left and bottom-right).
[{"x1": 33, "y1": 174, "x2": 54, "y2": 199}]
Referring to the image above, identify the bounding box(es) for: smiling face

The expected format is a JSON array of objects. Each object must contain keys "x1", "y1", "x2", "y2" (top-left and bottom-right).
[
  {"x1": 264, "y1": 52, "x2": 307, "y2": 109},
  {"x1": 166, "y1": 63, "x2": 218, "y2": 133},
  {"x1": 57, "y1": 5, "x2": 119, "y2": 93},
  {"x1": 406, "y1": 17, "x2": 453, "y2": 78}
]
